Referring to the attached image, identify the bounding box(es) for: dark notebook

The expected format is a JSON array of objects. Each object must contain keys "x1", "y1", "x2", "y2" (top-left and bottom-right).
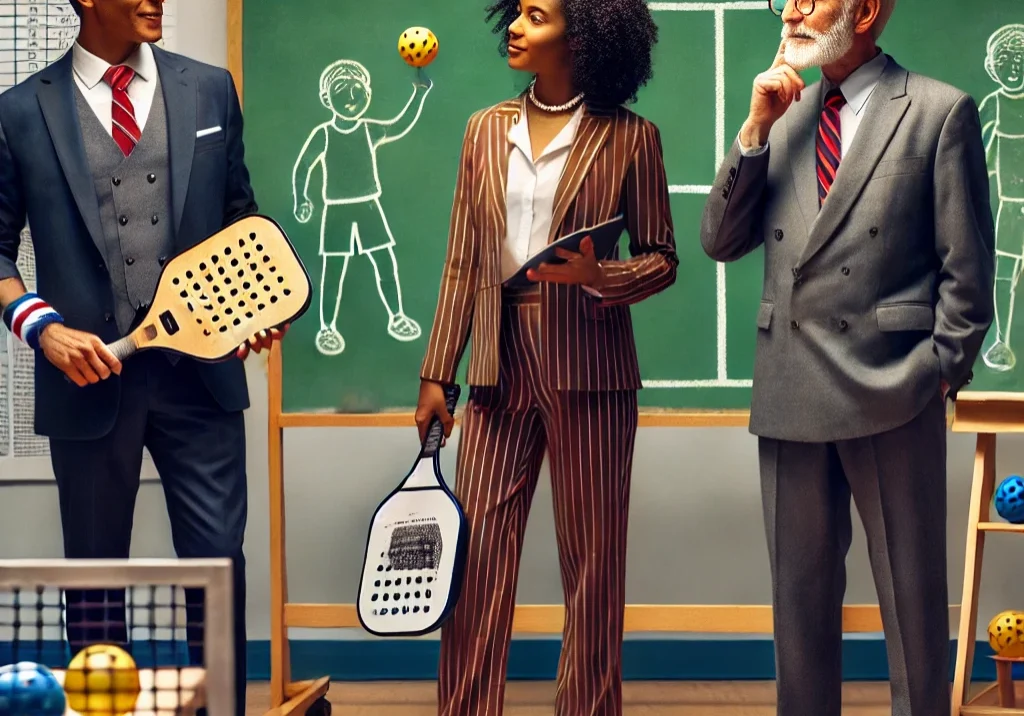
[{"x1": 502, "y1": 214, "x2": 625, "y2": 289}]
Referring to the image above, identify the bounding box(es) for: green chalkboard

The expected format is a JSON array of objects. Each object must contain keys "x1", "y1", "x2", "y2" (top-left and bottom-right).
[{"x1": 241, "y1": 0, "x2": 1023, "y2": 414}]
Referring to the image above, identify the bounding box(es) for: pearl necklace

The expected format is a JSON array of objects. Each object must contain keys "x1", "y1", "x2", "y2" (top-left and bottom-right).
[{"x1": 528, "y1": 80, "x2": 585, "y2": 113}]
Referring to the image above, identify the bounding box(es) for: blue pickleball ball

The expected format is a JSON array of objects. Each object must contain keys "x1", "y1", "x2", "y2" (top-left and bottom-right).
[
  {"x1": 995, "y1": 475, "x2": 1024, "y2": 524},
  {"x1": 0, "y1": 661, "x2": 66, "y2": 716}
]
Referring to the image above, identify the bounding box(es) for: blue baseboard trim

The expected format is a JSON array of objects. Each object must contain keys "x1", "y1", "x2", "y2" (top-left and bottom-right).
[
  {"x1": 2, "y1": 638, "x2": 1012, "y2": 683},
  {"x1": 254, "y1": 637, "x2": 1012, "y2": 683}
]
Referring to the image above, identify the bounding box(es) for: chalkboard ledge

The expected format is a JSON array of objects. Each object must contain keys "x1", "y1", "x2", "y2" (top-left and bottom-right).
[{"x1": 274, "y1": 410, "x2": 754, "y2": 428}]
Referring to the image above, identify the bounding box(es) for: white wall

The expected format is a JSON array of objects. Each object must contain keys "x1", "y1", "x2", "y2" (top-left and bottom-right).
[{"x1": 1, "y1": 0, "x2": 1022, "y2": 649}]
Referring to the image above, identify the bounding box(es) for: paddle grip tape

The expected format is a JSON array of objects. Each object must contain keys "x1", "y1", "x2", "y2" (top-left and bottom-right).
[{"x1": 3, "y1": 293, "x2": 64, "y2": 350}]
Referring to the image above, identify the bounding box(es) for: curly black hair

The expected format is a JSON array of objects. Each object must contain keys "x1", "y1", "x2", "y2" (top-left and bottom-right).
[{"x1": 485, "y1": 0, "x2": 658, "y2": 108}]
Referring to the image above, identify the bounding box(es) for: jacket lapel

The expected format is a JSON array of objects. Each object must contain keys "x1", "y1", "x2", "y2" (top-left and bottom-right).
[
  {"x1": 153, "y1": 46, "x2": 196, "y2": 238},
  {"x1": 799, "y1": 58, "x2": 911, "y2": 266},
  {"x1": 486, "y1": 99, "x2": 520, "y2": 247},
  {"x1": 36, "y1": 53, "x2": 107, "y2": 258},
  {"x1": 547, "y1": 104, "x2": 613, "y2": 243}
]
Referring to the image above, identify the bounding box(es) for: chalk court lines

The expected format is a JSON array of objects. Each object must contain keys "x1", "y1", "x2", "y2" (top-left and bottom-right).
[{"x1": 645, "y1": 1, "x2": 762, "y2": 389}]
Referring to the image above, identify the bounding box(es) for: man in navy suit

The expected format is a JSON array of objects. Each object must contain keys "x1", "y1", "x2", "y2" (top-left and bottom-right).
[{"x1": 0, "y1": 1, "x2": 278, "y2": 711}]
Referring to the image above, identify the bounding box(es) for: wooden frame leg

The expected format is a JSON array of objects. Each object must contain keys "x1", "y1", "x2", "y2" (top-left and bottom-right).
[
  {"x1": 952, "y1": 432, "x2": 996, "y2": 715},
  {"x1": 268, "y1": 343, "x2": 293, "y2": 707},
  {"x1": 997, "y1": 660, "x2": 1016, "y2": 707}
]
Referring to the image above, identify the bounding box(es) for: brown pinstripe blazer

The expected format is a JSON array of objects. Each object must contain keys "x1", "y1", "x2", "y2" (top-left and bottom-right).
[{"x1": 420, "y1": 96, "x2": 678, "y2": 392}]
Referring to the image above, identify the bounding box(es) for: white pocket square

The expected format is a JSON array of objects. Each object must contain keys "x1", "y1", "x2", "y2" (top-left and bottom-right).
[{"x1": 196, "y1": 126, "x2": 222, "y2": 138}]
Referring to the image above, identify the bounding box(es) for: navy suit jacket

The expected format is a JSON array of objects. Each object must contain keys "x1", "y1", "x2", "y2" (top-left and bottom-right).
[{"x1": 0, "y1": 45, "x2": 256, "y2": 440}]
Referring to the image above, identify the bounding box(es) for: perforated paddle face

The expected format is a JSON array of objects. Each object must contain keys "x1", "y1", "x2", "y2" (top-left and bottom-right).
[
  {"x1": 370, "y1": 522, "x2": 442, "y2": 615},
  {"x1": 137, "y1": 216, "x2": 310, "y2": 360}
]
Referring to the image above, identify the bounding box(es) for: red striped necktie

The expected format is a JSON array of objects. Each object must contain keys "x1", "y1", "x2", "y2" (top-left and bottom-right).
[
  {"x1": 102, "y1": 65, "x2": 141, "y2": 157},
  {"x1": 816, "y1": 88, "x2": 846, "y2": 207}
]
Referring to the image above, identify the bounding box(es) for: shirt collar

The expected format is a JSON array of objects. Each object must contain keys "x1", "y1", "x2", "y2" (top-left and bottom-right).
[
  {"x1": 824, "y1": 50, "x2": 888, "y2": 116},
  {"x1": 508, "y1": 104, "x2": 585, "y2": 162},
  {"x1": 72, "y1": 41, "x2": 155, "y2": 89}
]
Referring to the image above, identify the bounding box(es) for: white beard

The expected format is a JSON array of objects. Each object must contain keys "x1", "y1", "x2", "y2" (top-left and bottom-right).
[{"x1": 782, "y1": 3, "x2": 856, "y2": 70}]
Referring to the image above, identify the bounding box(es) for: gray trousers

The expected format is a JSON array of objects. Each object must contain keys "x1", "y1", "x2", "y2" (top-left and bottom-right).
[{"x1": 758, "y1": 391, "x2": 949, "y2": 716}]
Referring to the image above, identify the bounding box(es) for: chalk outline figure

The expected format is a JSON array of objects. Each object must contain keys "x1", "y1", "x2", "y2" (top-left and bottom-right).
[
  {"x1": 292, "y1": 59, "x2": 431, "y2": 356},
  {"x1": 980, "y1": 23, "x2": 1024, "y2": 372}
]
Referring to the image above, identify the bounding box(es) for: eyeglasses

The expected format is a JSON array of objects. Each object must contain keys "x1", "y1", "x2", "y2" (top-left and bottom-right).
[{"x1": 769, "y1": 0, "x2": 816, "y2": 15}]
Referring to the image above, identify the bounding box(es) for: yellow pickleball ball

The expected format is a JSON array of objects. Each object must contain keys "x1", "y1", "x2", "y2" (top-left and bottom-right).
[
  {"x1": 988, "y1": 610, "x2": 1024, "y2": 657},
  {"x1": 398, "y1": 27, "x2": 438, "y2": 68},
  {"x1": 64, "y1": 644, "x2": 141, "y2": 716}
]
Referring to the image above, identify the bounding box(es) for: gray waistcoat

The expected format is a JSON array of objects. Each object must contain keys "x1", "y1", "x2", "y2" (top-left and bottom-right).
[{"x1": 75, "y1": 80, "x2": 174, "y2": 335}]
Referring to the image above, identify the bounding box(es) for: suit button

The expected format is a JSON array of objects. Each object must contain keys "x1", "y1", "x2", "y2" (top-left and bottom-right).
[
  {"x1": 125, "y1": 257, "x2": 134, "y2": 266},
  {"x1": 839, "y1": 319, "x2": 849, "y2": 331},
  {"x1": 104, "y1": 312, "x2": 113, "y2": 322},
  {"x1": 147, "y1": 173, "x2": 156, "y2": 183},
  {"x1": 791, "y1": 320, "x2": 799, "y2": 329},
  {"x1": 842, "y1": 267, "x2": 850, "y2": 276},
  {"x1": 152, "y1": 215, "x2": 159, "y2": 225},
  {"x1": 775, "y1": 229, "x2": 784, "y2": 241},
  {"x1": 158, "y1": 256, "x2": 167, "y2": 266},
  {"x1": 869, "y1": 227, "x2": 878, "y2": 237},
  {"x1": 119, "y1": 215, "x2": 128, "y2": 226},
  {"x1": 111, "y1": 177, "x2": 121, "y2": 186}
]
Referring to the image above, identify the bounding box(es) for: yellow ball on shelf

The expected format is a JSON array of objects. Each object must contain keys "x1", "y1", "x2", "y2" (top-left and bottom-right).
[
  {"x1": 398, "y1": 27, "x2": 438, "y2": 68},
  {"x1": 64, "y1": 644, "x2": 141, "y2": 716},
  {"x1": 988, "y1": 610, "x2": 1024, "y2": 658}
]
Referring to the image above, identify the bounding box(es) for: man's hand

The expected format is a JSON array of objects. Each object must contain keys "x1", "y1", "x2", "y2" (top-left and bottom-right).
[
  {"x1": 235, "y1": 324, "x2": 289, "y2": 360},
  {"x1": 526, "y1": 235, "x2": 607, "y2": 290},
  {"x1": 415, "y1": 379, "x2": 455, "y2": 446},
  {"x1": 740, "y1": 40, "x2": 805, "y2": 150},
  {"x1": 39, "y1": 323, "x2": 121, "y2": 387}
]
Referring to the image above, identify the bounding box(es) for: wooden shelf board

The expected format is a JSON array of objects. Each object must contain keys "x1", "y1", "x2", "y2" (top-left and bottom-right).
[
  {"x1": 276, "y1": 410, "x2": 752, "y2": 429},
  {"x1": 979, "y1": 522, "x2": 1024, "y2": 533},
  {"x1": 282, "y1": 602, "x2": 958, "y2": 634},
  {"x1": 953, "y1": 392, "x2": 1024, "y2": 433}
]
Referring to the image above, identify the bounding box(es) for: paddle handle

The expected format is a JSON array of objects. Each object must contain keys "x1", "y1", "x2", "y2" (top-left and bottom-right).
[
  {"x1": 106, "y1": 334, "x2": 139, "y2": 363},
  {"x1": 422, "y1": 383, "x2": 461, "y2": 458}
]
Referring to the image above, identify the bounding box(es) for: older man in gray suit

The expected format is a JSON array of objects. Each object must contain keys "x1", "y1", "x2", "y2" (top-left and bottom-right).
[{"x1": 701, "y1": 0, "x2": 994, "y2": 714}]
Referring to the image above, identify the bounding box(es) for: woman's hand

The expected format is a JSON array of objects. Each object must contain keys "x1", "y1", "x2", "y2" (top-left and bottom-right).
[
  {"x1": 526, "y1": 235, "x2": 607, "y2": 289},
  {"x1": 415, "y1": 379, "x2": 455, "y2": 445}
]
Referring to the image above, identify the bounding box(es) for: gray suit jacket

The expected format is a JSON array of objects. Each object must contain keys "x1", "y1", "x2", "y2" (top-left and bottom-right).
[{"x1": 700, "y1": 55, "x2": 995, "y2": 443}]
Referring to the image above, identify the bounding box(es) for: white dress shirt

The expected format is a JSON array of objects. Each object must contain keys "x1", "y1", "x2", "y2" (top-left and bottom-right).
[
  {"x1": 739, "y1": 50, "x2": 889, "y2": 158},
  {"x1": 502, "y1": 105, "x2": 584, "y2": 282},
  {"x1": 71, "y1": 41, "x2": 158, "y2": 135}
]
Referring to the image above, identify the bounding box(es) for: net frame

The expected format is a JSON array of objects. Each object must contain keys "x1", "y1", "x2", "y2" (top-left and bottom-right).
[{"x1": 0, "y1": 558, "x2": 234, "y2": 716}]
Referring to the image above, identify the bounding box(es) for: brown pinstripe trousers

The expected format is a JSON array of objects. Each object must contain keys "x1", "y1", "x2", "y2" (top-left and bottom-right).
[{"x1": 437, "y1": 291, "x2": 639, "y2": 716}]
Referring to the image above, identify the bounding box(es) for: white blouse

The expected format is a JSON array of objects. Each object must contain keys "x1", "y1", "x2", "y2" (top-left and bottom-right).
[{"x1": 501, "y1": 105, "x2": 585, "y2": 282}]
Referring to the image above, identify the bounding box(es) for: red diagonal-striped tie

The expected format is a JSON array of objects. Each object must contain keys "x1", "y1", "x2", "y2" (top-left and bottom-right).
[
  {"x1": 816, "y1": 88, "x2": 846, "y2": 207},
  {"x1": 102, "y1": 65, "x2": 141, "y2": 157}
]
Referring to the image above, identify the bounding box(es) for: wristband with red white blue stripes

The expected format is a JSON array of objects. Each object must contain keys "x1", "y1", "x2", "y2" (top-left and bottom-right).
[{"x1": 3, "y1": 293, "x2": 64, "y2": 350}]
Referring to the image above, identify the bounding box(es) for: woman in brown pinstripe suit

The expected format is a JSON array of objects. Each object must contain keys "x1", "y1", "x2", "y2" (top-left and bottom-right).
[{"x1": 414, "y1": 1, "x2": 677, "y2": 713}]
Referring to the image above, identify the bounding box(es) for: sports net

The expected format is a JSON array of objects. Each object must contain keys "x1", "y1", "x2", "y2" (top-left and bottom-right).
[{"x1": 0, "y1": 558, "x2": 233, "y2": 716}]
